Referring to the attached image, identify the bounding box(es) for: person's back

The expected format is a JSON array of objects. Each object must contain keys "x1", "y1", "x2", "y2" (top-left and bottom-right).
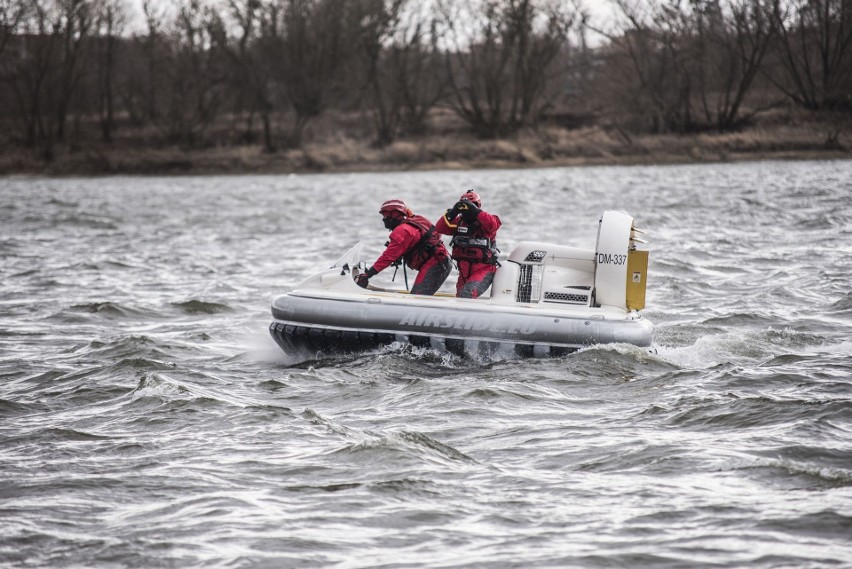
[{"x1": 435, "y1": 190, "x2": 501, "y2": 298}]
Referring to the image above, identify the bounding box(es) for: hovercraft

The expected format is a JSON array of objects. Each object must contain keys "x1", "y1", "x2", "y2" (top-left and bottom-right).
[{"x1": 269, "y1": 210, "x2": 653, "y2": 359}]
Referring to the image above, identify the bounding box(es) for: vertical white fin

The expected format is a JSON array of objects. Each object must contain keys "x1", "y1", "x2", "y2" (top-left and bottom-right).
[{"x1": 594, "y1": 211, "x2": 633, "y2": 310}]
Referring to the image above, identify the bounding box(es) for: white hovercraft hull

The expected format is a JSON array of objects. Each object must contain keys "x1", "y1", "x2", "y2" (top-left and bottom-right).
[{"x1": 270, "y1": 289, "x2": 653, "y2": 358}]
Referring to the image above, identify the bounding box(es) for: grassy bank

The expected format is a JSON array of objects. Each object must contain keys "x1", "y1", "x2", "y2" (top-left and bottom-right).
[{"x1": 2, "y1": 108, "x2": 850, "y2": 177}]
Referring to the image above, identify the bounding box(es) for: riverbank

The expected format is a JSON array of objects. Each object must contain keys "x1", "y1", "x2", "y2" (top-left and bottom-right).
[{"x1": 2, "y1": 109, "x2": 849, "y2": 176}]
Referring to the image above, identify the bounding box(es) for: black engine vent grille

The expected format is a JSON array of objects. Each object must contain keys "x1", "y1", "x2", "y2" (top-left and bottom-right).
[
  {"x1": 543, "y1": 291, "x2": 590, "y2": 305},
  {"x1": 524, "y1": 250, "x2": 547, "y2": 262}
]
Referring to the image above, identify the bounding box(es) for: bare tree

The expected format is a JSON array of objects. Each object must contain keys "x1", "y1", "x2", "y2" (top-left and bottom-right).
[
  {"x1": 113, "y1": 0, "x2": 164, "y2": 127},
  {"x1": 694, "y1": 0, "x2": 776, "y2": 130},
  {"x1": 603, "y1": 0, "x2": 775, "y2": 132},
  {"x1": 0, "y1": 0, "x2": 29, "y2": 59},
  {"x1": 157, "y1": 0, "x2": 227, "y2": 145},
  {"x1": 0, "y1": 1, "x2": 30, "y2": 133},
  {"x1": 438, "y1": 0, "x2": 579, "y2": 138},
  {"x1": 270, "y1": 0, "x2": 349, "y2": 148},
  {"x1": 54, "y1": 0, "x2": 94, "y2": 142},
  {"x1": 355, "y1": 0, "x2": 406, "y2": 146},
  {"x1": 605, "y1": 0, "x2": 697, "y2": 133},
  {"x1": 93, "y1": 0, "x2": 125, "y2": 141},
  {"x1": 6, "y1": 0, "x2": 58, "y2": 147},
  {"x1": 767, "y1": 0, "x2": 852, "y2": 110},
  {"x1": 4, "y1": 0, "x2": 94, "y2": 153},
  {"x1": 354, "y1": 0, "x2": 446, "y2": 145},
  {"x1": 380, "y1": 2, "x2": 446, "y2": 137},
  {"x1": 212, "y1": 0, "x2": 278, "y2": 151},
  {"x1": 139, "y1": 0, "x2": 163, "y2": 122}
]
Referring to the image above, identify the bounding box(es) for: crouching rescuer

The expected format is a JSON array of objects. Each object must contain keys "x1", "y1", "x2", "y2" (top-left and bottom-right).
[
  {"x1": 355, "y1": 199, "x2": 452, "y2": 295},
  {"x1": 435, "y1": 190, "x2": 502, "y2": 298}
]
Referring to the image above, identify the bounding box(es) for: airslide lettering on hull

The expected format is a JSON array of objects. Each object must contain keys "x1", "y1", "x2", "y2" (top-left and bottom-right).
[{"x1": 398, "y1": 311, "x2": 537, "y2": 335}]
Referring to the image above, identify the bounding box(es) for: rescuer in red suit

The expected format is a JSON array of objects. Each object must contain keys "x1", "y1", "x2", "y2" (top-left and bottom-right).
[
  {"x1": 355, "y1": 199, "x2": 452, "y2": 295},
  {"x1": 435, "y1": 189, "x2": 502, "y2": 298}
]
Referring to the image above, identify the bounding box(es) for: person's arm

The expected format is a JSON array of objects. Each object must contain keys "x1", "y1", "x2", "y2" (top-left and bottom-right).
[
  {"x1": 435, "y1": 211, "x2": 458, "y2": 235},
  {"x1": 370, "y1": 225, "x2": 417, "y2": 273},
  {"x1": 357, "y1": 226, "x2": 417, "y2": 288},
  {"x1": 475, "y1": 211, "x2": 501, "y2": 235}
]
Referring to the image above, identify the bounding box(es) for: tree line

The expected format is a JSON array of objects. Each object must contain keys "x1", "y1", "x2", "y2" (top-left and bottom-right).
[{"x1": 0, "y1": 0, "x2": 850, "y2": 160}]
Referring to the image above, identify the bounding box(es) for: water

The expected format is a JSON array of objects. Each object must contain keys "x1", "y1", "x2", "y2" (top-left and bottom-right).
[{"x1": 1, "y1": 160, "x2": 851, "y2": 568}]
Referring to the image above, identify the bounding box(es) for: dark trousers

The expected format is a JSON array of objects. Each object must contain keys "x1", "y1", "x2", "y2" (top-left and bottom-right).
[
  {"x1": 410, "y1": 256, "x2": 452, "y2": 295},
  {"x1": 456, "y1": 261, "x2": 497, "y2": 298}
]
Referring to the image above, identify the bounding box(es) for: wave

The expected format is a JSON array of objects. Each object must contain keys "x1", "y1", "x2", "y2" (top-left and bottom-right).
[
  {"x1": 108, "y1": 357, "x2": 177, "y2": 373},
  {"x1": 122, "y1": 374, "x2": 238, "y2": 417},
  {"x1": 757, "y1": 327, "x2": 828, "y2": 349},
  {"x1": 319, "y1": 418, "x2": 476, "y2": 466},
  {"x1": 125, "y1": 372, "x2": 257, "y2": 412},
  {"x1": 49, "y1": 213, "x2": 119, "y2": 230},
  {"x1": 301, "y1": 408, "x2": 362, "y2": 439},
  {"x1": 756, "y1": 510, "x2": 852, "y2": 540},
  {"x1": 8, "y1": 268, "x2": 46, "y2": 279},
  {"x1": 574, "y1": 441, "x2": 689, "y2": 474},
  {"x1": 0, "y1": 237, "x2": 27, "y2": 254},
  {"x1": 52, "y1": 259, "x2": 143, "y2": 273},
  {"x1": 0, "y1": 398, "x2": 37, "y2": 417},
  {"x1": 171, "y1": 299, "x2": 232, "y2": 315},
  {"x1": 78, "y1": 335, "x2": 171, "y2": 361},
  {"x1": 657, "y1": 326, "x2": 831, "y2": 368},
  {"x1": 60, "y1": 302, "x2": 162, "y2": 321},
  {"x1": 666, "y1": 395, "x2": 820, "y2": 430},
  {"x1": 701, "y1": 313, "x2": 779, "y2": 327},
  {"x1": 130, "y1": 373, "x2": 194, "y2": 401},
  {"x1": 737, "y1": 450, "x2": 852, "y2": 488},
  {"x1": 357, "y1": 430, "x2": 475, "y2": 464},
  {"x1": 826, "y1": 292, "x2": 852, "y2": 314},
  {"x1": 46, "y1": 197, "x2": 79, "y2": 207},
  {"x1": 568, "y1": 343, "x2": 680, "y2": 379},
  {"x1": 816, "y1": 340, "x2": 852, "y2": 355},
  {"x1": 757, "y1": 348, "x2": 852, "y2": 368},
  {"x1": 3, "y1": 365, "x2": 128, "y2": 409},
  {"x1": 42, "y1": 427, "x2": 114, "y2": 442}
]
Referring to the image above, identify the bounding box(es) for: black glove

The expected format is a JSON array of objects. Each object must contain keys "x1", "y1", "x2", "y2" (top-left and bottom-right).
[
  {"x1": 355, "y1": 267, "x2": 378, "y2": 288},
  {"x1": 455, "y1": 199, "x2": 481, "y2": 223},
  {"x1": 445, "y1": 206, "x2": 460, "y2": 220}
]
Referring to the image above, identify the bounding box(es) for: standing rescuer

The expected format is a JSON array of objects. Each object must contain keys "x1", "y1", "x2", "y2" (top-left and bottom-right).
[
  {"x1": 435, "y1": 189, "x2": 502, "y2": 298},
  {"x1": 355, "y1": 199, "x2": 452, "y2": 295}
]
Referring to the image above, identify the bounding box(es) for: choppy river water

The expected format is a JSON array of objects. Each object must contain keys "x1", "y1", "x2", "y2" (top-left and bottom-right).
[{"x1": 2, "y1": 160, "x2": 851, "y2": 568}]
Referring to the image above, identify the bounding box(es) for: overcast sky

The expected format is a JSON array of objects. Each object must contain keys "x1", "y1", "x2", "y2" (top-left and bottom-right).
[{"x1": 121, "y1": 0, "x2": 621, "y2": 44}]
